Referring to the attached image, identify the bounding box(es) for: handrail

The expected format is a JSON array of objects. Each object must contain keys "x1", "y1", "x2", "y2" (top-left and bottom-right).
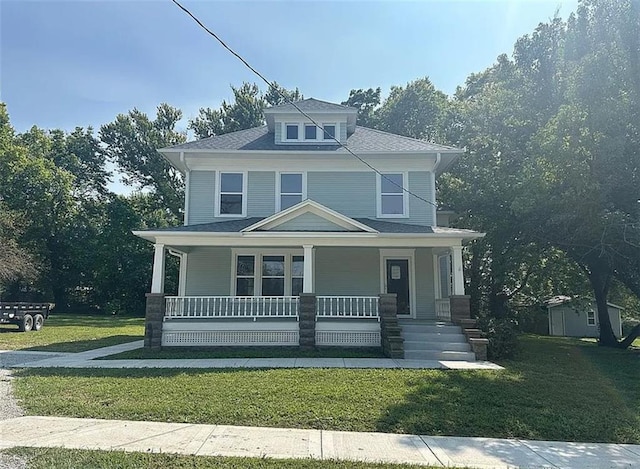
[
  {"x1": 316, "y1": 296, "x2": 379, "y2": 320},
  {"x1": 165, "y1": 296, "x2": 299, "y2": 320}
]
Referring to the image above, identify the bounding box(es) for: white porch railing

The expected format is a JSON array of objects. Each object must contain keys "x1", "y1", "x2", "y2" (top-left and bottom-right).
[
  {"x1": 436, "y1": 298, "x2": 451, "y2": 321},
  {"x1": 165, "y1": 296, "x2": 299, "y2": 320},
  {"x1": 316, "y1": 296, "x2": 379, "y2": 320}
]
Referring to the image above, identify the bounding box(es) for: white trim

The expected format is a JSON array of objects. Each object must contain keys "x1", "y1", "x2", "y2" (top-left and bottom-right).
[
  {"x1": 430, "y1": 170, "x2": 437, "y2": 225},
  {"x1": 376, "y1": 172, "x2": 409, "y2": 218},
  {"x1": 433, "y1": 254, "x2": 441, "y2": 300},
  {"x1": 242, "y1": 199, "x2": 378, "y2": 233},
  {"x1": 379, "y1": 248, "x2": 417, "y2": 319},
  {"x1": 231, "y1": 249, "x2": 304, "y2": 296},
  {"x1": 179, "y1": 253, "x2": 188, "y2": 296},
  {"x1": 151, "y1": 243, "x2": 166, "y2": 294},
  {"x1": 183, "y1": 168, "x2": 190, "y2": 226},
  {"x1": 451, "y1": 245, "x2": 465, "y2": 295},
  {"x1": 275, "y1": 172, "x2": 307, "y2": 212},
  {"x1": 215, "y1": 171, "x2": 247, "y2": 218},
  {"x1": 303, "y1": 244, "x2": 314, "y2": 293}
]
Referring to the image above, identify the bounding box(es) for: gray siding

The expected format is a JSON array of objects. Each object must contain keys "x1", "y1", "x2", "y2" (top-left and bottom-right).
[
  {"x1": 308, "y1": 172, "x2": 376, "y2": 218},
  {"x1": 188, "y1": 171, "x2": 215, "y2": 225},
  {"x1": 315, "y1": 247, "x2": 379, "y2": 296},
  {"x1": 550, "y1": 304, "x2": 622, "y2": 338},
  {"x1": 185, "y1": 247, "x2": 231, "y2": 295},
  {"x1": 408, "y1": 172, "x2": 434, "y2": 226},
  {"x1": 247, "y1": 171, "x2": 275, "y2": 217},
  {"x1": 340, "y1": 124, "x2": 347, "y2": 143},
  {"x1": 276, "y1": 213, "x2": 348, "y2": 231},
  {"x1": 415, "y1": 248, "x2": 436, "y2": 319},
  {"x1": 274, "y1": 122, "x2": 282, "y2": 143}
]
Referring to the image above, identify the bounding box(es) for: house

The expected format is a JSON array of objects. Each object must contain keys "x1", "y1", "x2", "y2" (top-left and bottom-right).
[
  {"x1": 134, "y1": 99, "x2": 486, "y2": 359},
  {"x1": 546, "y1": 296, "x2": 623, "y2": 339}
]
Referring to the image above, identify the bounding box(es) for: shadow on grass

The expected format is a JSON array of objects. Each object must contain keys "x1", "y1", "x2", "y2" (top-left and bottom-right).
[
  {"x1": 23, "y1": 335, "x2": 143, "y2": 353},
  {"x1": 374, "y1": 336, "x2": 640, "y2": 444}
]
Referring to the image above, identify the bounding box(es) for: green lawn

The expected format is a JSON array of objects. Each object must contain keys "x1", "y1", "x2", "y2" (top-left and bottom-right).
[
  {"x1": 0, "y1": 314, "x2": 144, "y2": 352},
  {"x1": 4, "y1": 448, "x2": 429, "y2": 469},
  {"x1": 103, "y1": 346, "x2": 384, "y2": 360},
  {"x1": 12, "y1": 335, "x2": 640, "y2": 443}
]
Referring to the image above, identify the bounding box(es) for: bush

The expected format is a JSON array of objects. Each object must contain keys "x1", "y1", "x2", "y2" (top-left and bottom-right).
[{"x1": 479, "y1": 317, "x2": 519, "y2": 360}]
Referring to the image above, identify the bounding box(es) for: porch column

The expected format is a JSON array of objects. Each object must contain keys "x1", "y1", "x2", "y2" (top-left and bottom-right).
[
  {"x1": 303, "y1": 244, "x2": 315, "y2": 293},
  {"x1": 451, "y1": 245, "x2": 465, "y2": 295},
  {"x1": 151, "y1": 243, "x2": 166, "y2": 294},
  {"x1": 178, "y1": 252, "x2": 188, "y2": 296}
]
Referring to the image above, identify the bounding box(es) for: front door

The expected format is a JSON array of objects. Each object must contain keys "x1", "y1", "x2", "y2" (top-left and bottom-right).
[
  {"x1": 386, "y1": 259, "x2": 410, "y2": 316},
  {"x1": 550, "y1": 310, "x2": 565, "y2": 336}
]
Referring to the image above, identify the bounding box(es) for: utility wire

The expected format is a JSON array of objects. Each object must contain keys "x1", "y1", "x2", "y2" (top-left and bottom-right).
[{"x1": 171, "y1": 0, "x2": 439, "y2": 209}]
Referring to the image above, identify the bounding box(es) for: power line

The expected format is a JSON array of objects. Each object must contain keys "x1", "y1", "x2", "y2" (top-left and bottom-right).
[{"x1": 170, "y1": 0, "x2": 439, "y2": 209}]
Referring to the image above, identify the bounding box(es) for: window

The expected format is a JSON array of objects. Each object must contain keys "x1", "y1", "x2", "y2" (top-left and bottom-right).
[
  {"x1": 278, "y1": 173, "x2": 304, "y2": 210},
  {"x1": 286, "y1": 124, "x2": 298, "y2": 140},
  {"x1": 236, "y1": 255, "x2": 255, "y2": 296},
  {"x1": 218, "y1": 172, "x2": 245, "y2": 216},
  {"x1": 587, "y1": 311, "x2": 596, "y2": 326},
  {"x1": 323, "y1": 124, "x2": 336, "y2": 140},
  {"x1": 291, "y1": 256, "x2": 304, "y2": 296},
  {"x1": 234, "y1": 252, "x2": 304, "y2": 296},
  {"x1": 262, "y1": 256, "x2": 285, "y2": 296},
  {"x1": 304, "y1": 124, "x2": 317, "y2": 140},
  {"x1": 378, "y1": 173, "x2": 407, "y2": 217}
]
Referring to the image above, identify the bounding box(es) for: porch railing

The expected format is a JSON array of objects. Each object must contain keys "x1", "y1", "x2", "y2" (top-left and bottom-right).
[
  {"x1": 435, "y1": 298, "x2": 451, "y2": 321},
  {"x1": 316, "y1": 296, "x2": 379, "y2": 320},
  {"x1": 165, "y1": 296, "x2": 299, "y2": 320}
]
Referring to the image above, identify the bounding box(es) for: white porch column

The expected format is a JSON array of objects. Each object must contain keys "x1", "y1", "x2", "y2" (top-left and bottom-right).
[
  {"x1": 303, "y1": 244, "x2": 315, "y2": 293},
  {"x1": 151, "y1": 243, "x2": 166, "y2": 294},
  {"x1": 451, "y1": 245, "x2": 465, "y2": 295},
  {"x1": 178, "y1": 253, "x2": 188, "y2": 296}
]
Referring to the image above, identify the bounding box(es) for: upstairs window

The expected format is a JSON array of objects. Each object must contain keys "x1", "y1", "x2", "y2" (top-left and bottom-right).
[
  {"x1": 278, "y1": 173, "x2": 305, "y2": 211},
  {"x1": 587, "y1": 310, "x2": 596, "y2": 326},
  {"x1": 218, "y1": 172, "x2": 245, "y2": 216},
  {"x1": 286, "y1": 124, "x2": 298, "y2": 140},
  {"x1": 378, "y1": 173, "x2": 408, "y2": 217},
  {"x1": 304, "y1": 124, "x2": 317, "y2": 140},
  {"x1": 323, "y1": 124, "x2": 336, "y2": 140}
]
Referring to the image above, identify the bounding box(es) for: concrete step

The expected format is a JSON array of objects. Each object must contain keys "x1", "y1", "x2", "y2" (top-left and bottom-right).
[
  {"x1": 401, "y1": 331, "x2": 467, "y2": 342},
  {"x1": 403, "y1": 341, "x2": 471, "y2": 352},
  {"x1": 399, "y1": 324, "x2": 462, "y2": 334},
  {"x1": 404, "y1": 350, "x2": 477, "y2": 361}
]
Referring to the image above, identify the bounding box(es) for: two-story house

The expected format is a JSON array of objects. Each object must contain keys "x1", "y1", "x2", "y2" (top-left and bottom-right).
[{"x1": 134, "y1": 99, "x2": 484, "y2": 359}]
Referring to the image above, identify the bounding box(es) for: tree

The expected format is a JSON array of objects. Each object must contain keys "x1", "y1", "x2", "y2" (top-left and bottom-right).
[
  {"x1": 264, "y1": 82, "x2": 303, "y2": 106},
  {"x1": 342, "y1": 87, "x2": 381, "y2": 128},
  {"x1": 100, "y1": 104, "x2": 186, "y2": 220}
]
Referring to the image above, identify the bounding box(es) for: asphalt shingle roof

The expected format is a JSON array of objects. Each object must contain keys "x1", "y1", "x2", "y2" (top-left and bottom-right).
[
  {"x1": 264, "y1": 98, "x2": 357, "y2": 114},
  {"x1": 142, "y1": 218, "x2": 481, "y2": 235},
  {"x1": 164, "y1": 126, "x2": 460, "y2": 153}
]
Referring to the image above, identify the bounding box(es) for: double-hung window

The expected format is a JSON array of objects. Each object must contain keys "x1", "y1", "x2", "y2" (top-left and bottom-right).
[
  {"x1": 218, "y1": 172, "x2": 245, "y2": 216},
  {"x1": 304, "y1": 124, "x2": 317, "y2": 140},
  {"x1": 322, "y1": 124, "x2": 336, "y2": 140},
  {"x1": 286, "y1": 124, "x2": 299, "y2": 140},
  {"x1": 233, "y1": 251, "x2": 304, "y2": 296},
  {"x1": 587, "y1": 311, "x2": 596, "y2": 326},
  {"x1": 378, "y1": 173, "x2": 407, "y2": 217},
  {"x1": 278, "y1": 173, "x2": 305, "y2": 211}
]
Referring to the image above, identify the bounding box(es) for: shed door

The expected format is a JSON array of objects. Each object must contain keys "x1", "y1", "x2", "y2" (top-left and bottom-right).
[{"x1": 550, "y1": 310, "x2": 564, "y2": 336}]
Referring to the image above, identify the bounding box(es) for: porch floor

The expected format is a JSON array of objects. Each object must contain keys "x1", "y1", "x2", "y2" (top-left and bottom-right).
[{"x1": 9, "y1": 340, "x2": 504, "y2": 370}]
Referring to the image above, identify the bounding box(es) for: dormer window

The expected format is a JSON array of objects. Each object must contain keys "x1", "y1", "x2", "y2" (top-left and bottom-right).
[
  {"x1": 323, "y1": 124, "x2": 336, "y2": 140},
  {"x1": 286, "y1": 124, "x2": 298, "y2": 140},
  {"x1": 304, "y1": 125, "x2": 317, "y2": 140}
]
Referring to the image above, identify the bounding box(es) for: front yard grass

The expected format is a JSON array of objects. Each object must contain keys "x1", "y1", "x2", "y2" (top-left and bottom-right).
[
  {"x1": 0, "y1": 314, "x2": 143, "y2": 352},
  {"x1": 12, "y1": 335, "x2": 640, "y2": 443},
  {"x1": 5, "y1": 448, "x2": 429, "y2": 469}
]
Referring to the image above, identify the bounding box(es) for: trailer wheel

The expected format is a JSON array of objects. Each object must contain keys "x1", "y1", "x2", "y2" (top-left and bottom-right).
[
  {"x1": 18, "y1": 314, "x2": 34, "y2": 332},
  {"x1": 33, "y1": 314, "x2": 44, "y2": 331}
]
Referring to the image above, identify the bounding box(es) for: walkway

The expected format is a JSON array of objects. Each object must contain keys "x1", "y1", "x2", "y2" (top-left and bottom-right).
[
  {"x1": 1, "y1": 416, "x2": 639, "y2": 468},
  {"x1": 2, "y1": 340, "x2": 504, "y2": 370}
]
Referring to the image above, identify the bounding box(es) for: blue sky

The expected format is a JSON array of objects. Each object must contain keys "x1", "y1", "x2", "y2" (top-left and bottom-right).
[{"x1": 2, "y1": 0, "x2": 579, "y2": 135}]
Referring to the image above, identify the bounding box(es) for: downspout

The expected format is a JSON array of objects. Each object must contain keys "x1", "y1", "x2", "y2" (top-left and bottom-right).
[
  {"x1": 431, "y1": 152, "x2": 441, "y2": 226},
  {"x1": 180, "y1": 151, "x2": 190, "y2": 226}
]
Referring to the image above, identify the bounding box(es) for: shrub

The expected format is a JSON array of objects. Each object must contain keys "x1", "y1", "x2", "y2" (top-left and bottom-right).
[{"x1": 479, "y1": 317, "x2": 519, "y2": 360}]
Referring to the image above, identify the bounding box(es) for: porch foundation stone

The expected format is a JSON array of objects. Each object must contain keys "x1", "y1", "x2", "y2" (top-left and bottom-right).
[
  {"x1": 469, "y1": 338, "x2": 489, "y2": 361},
  {"x1": 298, "y1": 293, "x2": 316, "y2": 349},
  {"x1": 144, "y1": 293, "x2": 166, "y2": 351},
  {"x1": 379, "y1": 293, "x2": 404, "y2": 359},
  {"x1": 450, "y1": 295, "x2": 471, "y2": 324}
]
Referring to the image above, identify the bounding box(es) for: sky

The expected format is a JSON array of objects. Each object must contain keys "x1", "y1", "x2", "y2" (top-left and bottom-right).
[{"x1": 1, "y1": 0, "x2": 578, "y2": 192}]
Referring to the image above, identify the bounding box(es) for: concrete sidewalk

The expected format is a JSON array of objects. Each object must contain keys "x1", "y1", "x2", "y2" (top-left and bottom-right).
[
  {"x1": 1, "y1": 416, "x2": 638, "y2": 468},
  {"x1": 4, "y1": 341, "x2": 504, "y2": 370}
]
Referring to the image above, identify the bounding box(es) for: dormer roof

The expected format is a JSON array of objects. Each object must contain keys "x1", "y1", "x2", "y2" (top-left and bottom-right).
[{"x1": 264, "y1": 98, "x2": 358, "y2": 133}]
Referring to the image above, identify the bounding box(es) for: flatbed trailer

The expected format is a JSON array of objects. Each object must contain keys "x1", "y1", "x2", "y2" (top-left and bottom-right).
[{"x1": 0, "y1": 302, "x2": 53, "y2": 332}]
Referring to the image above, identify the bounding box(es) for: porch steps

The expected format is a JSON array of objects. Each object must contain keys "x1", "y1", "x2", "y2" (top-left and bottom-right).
[{"x1": 399, "y1": 320, "x2": 476, "y2": 361}]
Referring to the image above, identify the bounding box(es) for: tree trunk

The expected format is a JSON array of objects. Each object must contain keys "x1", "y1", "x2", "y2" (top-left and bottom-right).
[{"x1": 587, "y1": 262, "x2": 620, "y2": 346}]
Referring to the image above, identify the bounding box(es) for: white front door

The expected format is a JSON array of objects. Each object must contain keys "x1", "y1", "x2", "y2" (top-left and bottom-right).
[{"x1": 550, "y1": 310, "x2": 565, "y2": 336}]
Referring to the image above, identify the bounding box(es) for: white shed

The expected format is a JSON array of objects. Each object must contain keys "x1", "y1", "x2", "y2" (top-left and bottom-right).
[{"x1": 546, "y1": 296, "x2": 623, "y2": 339}]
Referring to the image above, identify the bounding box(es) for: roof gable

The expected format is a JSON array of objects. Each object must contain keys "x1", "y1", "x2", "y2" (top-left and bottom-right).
[{"x1": 242, "y1": 200, "x2": 378, "y2": 233}]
